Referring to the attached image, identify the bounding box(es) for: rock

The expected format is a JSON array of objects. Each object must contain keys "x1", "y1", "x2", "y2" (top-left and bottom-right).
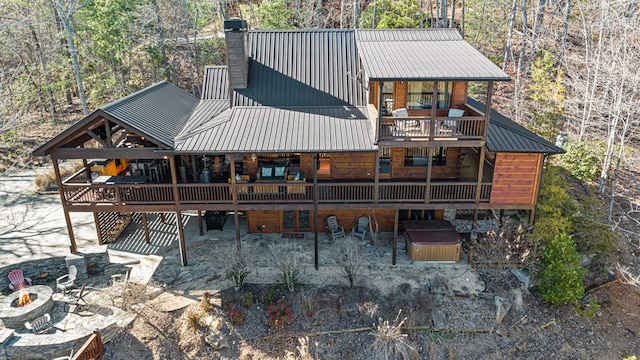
[
  {"x1": 431, "y1": 309, "x2": 447, "y2": 330},
  {"x1": 510, "y1": 269, "x2": 531, "y2": 288},
  {"x1": 510, "y1": 288, "x2": 524, "y2": 312},
  {"x1": 494, "y1": 296, "x2": 512, "y2": 324}
]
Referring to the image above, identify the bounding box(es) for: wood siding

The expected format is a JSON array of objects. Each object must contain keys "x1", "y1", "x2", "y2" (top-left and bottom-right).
[
  {"x1": 331, "y1": 153, "x2": 375, "y2": 179},
  {"x1": 247, "y1": 210, "x2": 284, "y2": 233},
  {"x1": 490, "y1": 153, "x2": 543, "y2": 205},
  {"x1": 391, "y1": 147, "x2": 460, "y2": 179}
]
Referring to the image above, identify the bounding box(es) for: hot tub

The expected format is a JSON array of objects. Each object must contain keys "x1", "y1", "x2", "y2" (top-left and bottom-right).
[{"x1": 402, "y1": 220, "x2": 462, "y2": 262}]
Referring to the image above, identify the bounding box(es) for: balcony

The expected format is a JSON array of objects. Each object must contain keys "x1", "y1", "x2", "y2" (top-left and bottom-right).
[
  {"x1": 379, "y1": 115, "x2": 486, "y2": 141},
  {"x1": 60, "y1": 180, "x2": 492, "y2": 208}
]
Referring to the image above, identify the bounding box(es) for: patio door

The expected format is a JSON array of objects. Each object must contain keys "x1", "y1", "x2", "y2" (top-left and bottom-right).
[{"x1": 283, "y1": 210, "x2": 311, "y2": 232}]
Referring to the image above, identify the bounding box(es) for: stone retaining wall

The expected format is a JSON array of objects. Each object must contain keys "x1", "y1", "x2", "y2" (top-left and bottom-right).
[{"x1": 0, "y1": 252, "x2": 109, "y2": 293}]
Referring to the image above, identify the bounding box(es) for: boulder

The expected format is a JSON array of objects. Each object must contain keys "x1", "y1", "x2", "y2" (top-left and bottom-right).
[{"x1": 494, "y1": 296, "x2": 512, "y2": 325}]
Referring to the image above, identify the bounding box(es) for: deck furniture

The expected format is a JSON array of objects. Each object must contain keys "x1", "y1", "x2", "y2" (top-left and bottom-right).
[
  {"x1": 56, "y1": 265, "x2": 77, "y2": 294},
  {"x1": 204, "y1": 211, "x2": 227, "y2": 231},
  {"x1": 326, "y1": 216, "x2": 345, "y2": 240},
  {"x1": 351, "y1": 216, "x2": 369, "y2": 241},
  {"x1": 286, "y1": 173, "x2": 306, "y2": 195},
  {"x1": 63, "y1": 284, "x2": 87, "y2": 306},
  {"x1": 8, "y1": 269, "x2": 32, "y2": 292},
  {"x1": 228, "y1": 175, "x2": 250, "y2": 194},
  {"x1": 25, "y1": 313, "x2": 53, "y2": 334}
]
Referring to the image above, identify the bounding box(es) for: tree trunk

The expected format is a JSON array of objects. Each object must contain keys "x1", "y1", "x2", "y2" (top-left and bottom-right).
[
  {"x1": 559, "y1": 0, "x2": 571, "y2": 63},
  {"x1": 52, "y1": 0, "x2": 88, "y2": 115},
  {"x1": 29, "y1": 25, "x2": 56, "y2": 123},
  {"x1": 502, "y1": 0, "x2": 518, "y2": 70},
  {"x1": 152, "y1": 0, "x2": 170, "y2": 82},
  {"x1": 353, "y1": 0, "x2": 359, "y2": 28},
  {"x1": 528, "y1": 0, "x2": 547, "y2": 68}
]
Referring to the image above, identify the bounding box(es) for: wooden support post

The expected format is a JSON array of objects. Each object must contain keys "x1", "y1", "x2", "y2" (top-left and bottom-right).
[
  {"x1": 176, "y1": 210, "x2": 187, "y2": 266},
  {"x1": 475, "y1": 147, "x2": 487, "y2": 204},
  {"x1": 93, "y1": 212, "x2": 103, "y2": 245},
  {"x1": 429, "y1": 81, "x2": 438, "y2": 141},
  {"x1": 473, "y1": 209, "x2": 479, "y2": 229},
  {"x1": 198, "y1": 210, "x2": 204, "y2": 236},
  {"x1": 374, "y1": 150, "x2": 380, "y2": 204},
  {"x1": 53, "y1": 158, "x2": 77, "y2": 253},
  {"x1": 376, "y1": 82, "x2": 383, "y2": 143},
  {"x1": 229, "y1": 154, "x2": 241, "y2": 251},
  {"x1": 482, "y1": 81, "x2": 494, "y2": 139},
  {"x1": 313, "y1": 153, "x2": 319, "y2": 270},
  {"x1": 142, "y1": 213, "x2": 150, "y2": 243},
  {"x1": 191, "y1": 155, "x2": 198, "y2": 182},
  {"x1": 425, "y1": 147, "x2": 433, "y2": 203},
  {"x1": 169, "y1": 156, "x2": 187, "y2": 266},
  {"x1": 393, "y1": 209, "x2": 399, "y2": 265}
]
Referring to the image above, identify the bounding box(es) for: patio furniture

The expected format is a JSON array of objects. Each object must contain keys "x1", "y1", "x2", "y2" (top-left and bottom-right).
[
  {"x1": 326, "y1": 216, "x2": 345, "y2": 240},
  {"x1": 8, "y1": 269, "x2": 32, "y2": 292},
  {"x1": 351, "y1": 216, "x2": 369, "y2": 241},
  {"x1": 56, "y1": 265, "x2": 78, "y2": 294},
  {"x1": 63, "y1": 284, "x2": 87, "y2": 306},
  {"x1": 25, "y1": 313, "x2": 53, "y2": 334}
]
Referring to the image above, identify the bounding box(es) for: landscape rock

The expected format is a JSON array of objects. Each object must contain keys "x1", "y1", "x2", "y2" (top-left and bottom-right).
[
  {"x1": 510, "y1": 269, "x2": 531, "y2": 288},
  {"x1": 431, "y1": 309, "x2": 447, "y2": 330},
  {"x1": 494, "y1": 296, "x2": 512, "y2": 324}
]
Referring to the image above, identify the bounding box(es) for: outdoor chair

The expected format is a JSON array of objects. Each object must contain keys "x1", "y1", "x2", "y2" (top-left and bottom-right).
[
  {"x1": 56, "y1": 265, "x2": 77, "y2": 294},
  {"x1": 326, "y1": 216, "x2": 345, "y2": 240},
  {"x1": 8, "y1": 269, "x2": 32, "y2": 292},
  {"x1": 25, "y1": 313, "x2": 53, "y2": 334},
  {"x1": 63, "y1": 284, "x2": 87, "y2": 307},
  {"x1": 351, "y1": 216, "x2": 369, "y2": 241}
]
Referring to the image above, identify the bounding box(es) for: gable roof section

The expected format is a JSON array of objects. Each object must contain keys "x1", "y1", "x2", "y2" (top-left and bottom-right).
[
  {"x1": 232, "y1": 29, "x2": 367, "y2": 107},
  {"x1": 202, "y1": 66, "x2": 229, "y2": 100},
  {"x1": 356, "y1": 28, "x2": 510, "y2": 81},
  {"x1": 34, "y1": 81, "x2": 198, "y2": 156},
  {"x1": 102, "y1": 81, "x2": 198, "y2": 147},
  {"x1": 175, "y1": 106, "x2": 375, "y2": 153},
  {"x1": 466, "y1": 98, "x2": 564, "y2": 155}
]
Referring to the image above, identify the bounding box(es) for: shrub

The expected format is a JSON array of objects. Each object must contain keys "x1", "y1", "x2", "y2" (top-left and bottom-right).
[
  {"x1": 187, "y1": 311, "x2": 202, "y2": 329},
  {"x1": 262, "y1": 288, "x2": 276, "y2": 306},
  {"x1": 224, "y1": 250, "x2": 250, "y2": 291},
  {"x1": 537, "y1": 233, "x2": 587, "y2": 304},
  {"x1": 533, "y1": 166, "x2": 575, "y2": 245},
  {"x1": 240, "y1": 292, "x2": 254, "y2": 308},
  {"x1": 570, "y1": 195, "x2": 617, "y2": 264},
  {"x1": 228, "y1": 304, "x2": 246, "y2": 326},
  {"x1": 556, "y1": 140, "x2": 603, "y2": 182},
  {"x1": 200, "y1": 291, "x2": 213, "y2": 312},
  {"x1": 333, "y1": 235, "x2": 365, "y2": 287},
  {"x1": 266, "y1": 300, "x2": 294, "y2": 328},
  {"x1": 576, "y1": 296, "x2": 601, "y2": 318},
  {"x1": 269, "y1": 243, "x2": 303, "y2": 292},
  {"x1": 369, "y1": 311, "x2": 418, "y2": 360}
]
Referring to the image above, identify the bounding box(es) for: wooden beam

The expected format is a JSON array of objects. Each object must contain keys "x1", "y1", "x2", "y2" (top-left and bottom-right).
[
  {"x1": 169, "y1": 156, "x2": 187, "y2": 266},
  {"x1": 425, "y1": 147, "x2": 433, "y2": 203},
  {"x1": 93, "y1": 212, "x2": 103, "y2": 245},
  {"x1": 430, "y1": 81, "x2": 438, "y2": 141},
  {"x1": 229, "y1": 154, "x2": 241, "y2": 251},
  {"x1": 475, "y1": 147, "x2": 487, "y2": 204},
  {"x1": 376, "y1": 81, "x2": 383, "y2": 143},
  {"x1": 198, "y1": 210, "x2": 204, "y2": 236},
  {"x1": 482, "y1": 81, "x2": 494, "y2": 140},
  {"x1": 191, "y1": 155, "x2": 198, "y2": 182},
  {"x1": 176, "y1": 211, "x2": 187, "y2": 266},
  {"x1": 377, "y1": 139, "x2": 483, "y2": 148},
  {"x1": 53, "y1": 158, "x2": 77, "y2": 253},
  {"x1": 51, "y1": 147, "x2": 165, "y2": 159},
  {"x1": 105, "y1": 120, "x2": 112, "y2": 146},
  {"x1": 84, "y1": 130, "x2": 110, "y2": 148},
  {"x1": 374, "y1": 150, "x2": 380, "y2": 204}
]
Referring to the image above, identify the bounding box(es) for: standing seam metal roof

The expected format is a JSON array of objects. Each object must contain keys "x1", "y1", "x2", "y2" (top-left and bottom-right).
[
  {"x1": 102, "y1": 81, "x2": 199, "y2": 147},
  {"x1": 355, "y1": 28, "x2": 510, "y2": 81}
]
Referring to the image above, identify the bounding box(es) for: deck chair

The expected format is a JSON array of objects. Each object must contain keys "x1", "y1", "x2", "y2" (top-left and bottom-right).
[
  {"x1": 25, "y1": 313, "x2": 53, "y2": 334},
  {"x1": 326, "y1": 216, "x2": 345, "y2": 240},
  {"x1": 351, "y1": 216, "x2": 369, "y2": 241},
  {"x1": 8, "y1": 269, "x2": 32, "y2": 292},
  {"x1": 56, "y1": 265, "x2": 77, "y2": 294},
  {"x1": 63, "y1": 284, "x2": 87, "y2": 307}
]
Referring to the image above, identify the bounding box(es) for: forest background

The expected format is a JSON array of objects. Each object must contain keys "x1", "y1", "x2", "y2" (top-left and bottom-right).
[{"x1": 1, "y1": 0, "x2": 639, "y2": 268}]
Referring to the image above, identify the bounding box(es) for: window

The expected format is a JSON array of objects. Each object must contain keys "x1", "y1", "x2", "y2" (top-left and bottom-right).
[
  {"x1": 379, "y1": 147, "x2": 391, "y2": 174},
  {"x1": 406, "y1": 82, "x2": 453, "y2": 109},
  {"x1": 382, "y1": 82, "x2": 394, "y2": 114},
  {"x1": 404, "y1": 147, "x2": 447, "y2": 166}
]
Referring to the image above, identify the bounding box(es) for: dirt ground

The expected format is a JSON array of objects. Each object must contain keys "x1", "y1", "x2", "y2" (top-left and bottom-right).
[{"x1": 101, "y1": 270, "x2": 640, "y2": 360}]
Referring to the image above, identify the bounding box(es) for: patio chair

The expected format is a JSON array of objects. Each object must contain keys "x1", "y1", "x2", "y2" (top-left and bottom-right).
[
  {"x1": 8, "y1": 269, "x2": 32, "y2": 292},
  {"x1": 351, "y1": 216, "x2": 369, "y2": 241},
  {"x1": 326, "y1": 216, "x2": 345, "y2": 240},
  {"x1": 25, "y1": 313, "x2": 53, "y2": 334},
  {"x1": 56, "y1": 265, "x2": 77, "y2": 294},
  {"x1": 63, "y1": 284, "x2": 87, "y2": 307}
]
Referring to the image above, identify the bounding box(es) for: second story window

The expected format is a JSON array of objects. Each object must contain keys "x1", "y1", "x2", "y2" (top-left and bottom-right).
[{"x1": 407, "y1": 82, "x2": 453, "y2": 110}]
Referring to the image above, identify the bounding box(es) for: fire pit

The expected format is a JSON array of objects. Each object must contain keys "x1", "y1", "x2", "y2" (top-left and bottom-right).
[{"x1": 0, "y1": 285, "x2": 54, "y2": 329}]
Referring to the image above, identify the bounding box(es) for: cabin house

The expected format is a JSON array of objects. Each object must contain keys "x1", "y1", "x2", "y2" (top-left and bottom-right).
[{"x1": 34, "y1": 21, "x2": 563, "y2": 266}]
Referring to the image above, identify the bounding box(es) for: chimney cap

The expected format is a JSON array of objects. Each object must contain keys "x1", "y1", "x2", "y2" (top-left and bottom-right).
[{"x1": 224, "y1": 18, "x2": 247, "y2": 32}]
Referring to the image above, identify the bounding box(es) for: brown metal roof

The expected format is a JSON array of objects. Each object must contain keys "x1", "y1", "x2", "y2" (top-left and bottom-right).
[
  {"x1": 355, "y1": 29, "x2": 511, "y2": 81},
  {"x1": 175, "y1": 106, "x2": 375, "y2": 153}
]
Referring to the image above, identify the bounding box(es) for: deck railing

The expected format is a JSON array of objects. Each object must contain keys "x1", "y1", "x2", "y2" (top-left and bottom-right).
[
  {"x1": 380, "y1": 116, "x2": 486, "y2": 140},
  {"x1": 62, "y1": 181, "x2": 491, "y2": 206}
]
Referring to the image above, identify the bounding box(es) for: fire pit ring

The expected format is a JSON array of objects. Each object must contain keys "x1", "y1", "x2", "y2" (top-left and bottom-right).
[{"x1": 0, "y1": 285, "x2": 54, "y2": 329}]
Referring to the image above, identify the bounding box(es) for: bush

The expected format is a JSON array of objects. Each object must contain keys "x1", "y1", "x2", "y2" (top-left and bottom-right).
[
  {"x1": 537, "y1": 233, "x2": 587, "y2": 304},
  {"x1": 369, "y1": 311, "x2": 418, "y2": 360},
  {"x1": 333, "y1": 235, "x2": 365, "y2": 287},
  {"x1": 266, "y1": 300, "x2": 294, "y2": 328},
  {"x1": 228, "y1": 304, "x2": 246, "y2": 326},
  {"x1": 533, "y1": 166, "x2": 575, "y2": 245},
  {"x1": 224, "y1": 250, "x2": 250, "y2": 291},
  {"x1": 570, "y1": 195, "x2": 617, "y2": 263},
  {"x1": 556, "y1": 140, "x2": 603, "y2": 182},
  {"x1": 269, "y1": 243, "x2": 303, "y2": 292}
]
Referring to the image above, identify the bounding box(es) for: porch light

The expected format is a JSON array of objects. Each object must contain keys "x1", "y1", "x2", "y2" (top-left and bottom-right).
[{"x1": 251, "y1": 154, "x2": 257, "y2": 162}]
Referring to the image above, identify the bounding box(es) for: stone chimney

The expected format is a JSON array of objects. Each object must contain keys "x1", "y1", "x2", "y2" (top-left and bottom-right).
[{"x1": 224, "y1": 18, "x2": 248, "y2": 90}]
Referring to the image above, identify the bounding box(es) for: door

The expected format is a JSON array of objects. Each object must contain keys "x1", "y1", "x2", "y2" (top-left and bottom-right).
[{"x1": 282, "y1": 210, "x2": 311, "y2": 232}]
